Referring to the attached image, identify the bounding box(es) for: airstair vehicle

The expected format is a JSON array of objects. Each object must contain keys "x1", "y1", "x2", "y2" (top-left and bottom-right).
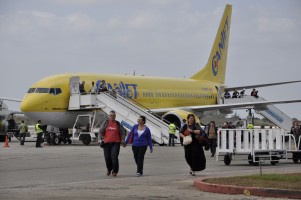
[
  {"x1": 223, "y1": 96, "x2": 293, "y2": 131},
  {"x1": 216, "y1": 128, "x2": 301, "y2": 165},
  {"x1": 68, "y1": 76, "x2": 174, "y2": 145}
]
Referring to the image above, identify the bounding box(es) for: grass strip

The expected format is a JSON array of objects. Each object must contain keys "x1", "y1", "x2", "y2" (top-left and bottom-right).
[{"x1": 205, "y1": 173, "x2": 301, "y2": 191}]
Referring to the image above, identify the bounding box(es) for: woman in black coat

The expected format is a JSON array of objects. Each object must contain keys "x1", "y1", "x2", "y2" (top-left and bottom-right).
[{"x1": 179, "y1": 114, "x2": 206, "y2": 176}]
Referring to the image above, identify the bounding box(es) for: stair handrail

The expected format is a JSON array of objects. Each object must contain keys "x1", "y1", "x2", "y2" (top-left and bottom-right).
[{"x1": 98, "y1": 92, "x2": 170, "y2": 129}]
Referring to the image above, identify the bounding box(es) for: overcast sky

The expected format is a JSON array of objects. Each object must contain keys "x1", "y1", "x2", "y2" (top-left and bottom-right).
[{"x1": 1, "y1": 0, "x2": 301, "y2": 119}]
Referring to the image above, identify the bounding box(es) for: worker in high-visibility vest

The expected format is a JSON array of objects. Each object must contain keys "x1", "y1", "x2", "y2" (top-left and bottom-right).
[
  {"x1": 168, "y1": 122, "x2": 177, "y2": 146},
  {"x1": 35, "y1": 120, "x2": 44, "y2": 148},
  {"x1": 247, "y1": 123, "x2": 254, "y2": 129},
  {"x1": 18, "y1": 120, "x2": 28, "y2": 145}
]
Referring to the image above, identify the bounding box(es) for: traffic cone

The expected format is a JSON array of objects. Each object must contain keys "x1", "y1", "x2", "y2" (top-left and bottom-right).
[{"x1": 3, "y1": 135, "x2": 10, "y2": 147}]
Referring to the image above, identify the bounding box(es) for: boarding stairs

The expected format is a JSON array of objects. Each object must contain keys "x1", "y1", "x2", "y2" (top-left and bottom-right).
[
  {"x1": 68, "y1": 77, "x2": 170, "y2": 145},
  {"x1": 223, "y1": 95, "x2": 293, "y2": 131}
]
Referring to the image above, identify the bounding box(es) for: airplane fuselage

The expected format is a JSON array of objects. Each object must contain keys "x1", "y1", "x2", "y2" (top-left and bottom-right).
[{"x1": 20, "y1": 73, "x2": 221, "y2": 128}]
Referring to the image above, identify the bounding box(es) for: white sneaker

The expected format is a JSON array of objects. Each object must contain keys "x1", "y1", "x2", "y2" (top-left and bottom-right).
[
  {"x1": 190, "y1": 170, "x2": 195, "y2": 176},
  {"x1": 136, "y1": 173, "x2": 142, "y2": 177}
]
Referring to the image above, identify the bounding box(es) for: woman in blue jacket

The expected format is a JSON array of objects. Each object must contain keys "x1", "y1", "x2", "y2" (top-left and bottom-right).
[{"x1": 125, "y1": 116, "x2": 153, "y2": 177}]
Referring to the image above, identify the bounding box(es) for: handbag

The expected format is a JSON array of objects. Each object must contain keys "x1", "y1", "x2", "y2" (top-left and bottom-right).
[
  {"x1": 183, "y1": 134, "x2": 192, "y2": 145},
  {"x1": 196, "y1": 134, "x2": 209, "y2": 147},
  {"x1": 128, "y1": 133, "x2": 134, "y2": 144}
]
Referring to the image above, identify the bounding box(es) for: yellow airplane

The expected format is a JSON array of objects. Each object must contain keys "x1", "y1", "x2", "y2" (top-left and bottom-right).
[{"x1": 19, "y1": 4, "x2": 301, "y2": 130}]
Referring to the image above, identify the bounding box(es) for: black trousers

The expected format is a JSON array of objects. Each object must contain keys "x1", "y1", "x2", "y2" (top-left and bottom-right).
[
  {"x1": 132, "y1": 145, "x2": 147, "y2": 174},
  {"x1": 36, "y1": 133, "x2": 43, "y2": 147},
  {"x1": 103, "y1": 143, "x2": 120, "y2": 174},
  {"x1": 180, "y1": 137, "x2": 183, "y2": 146},
  {"x1": 209, "y1": 138, "x2": 217, "y2": 156}
]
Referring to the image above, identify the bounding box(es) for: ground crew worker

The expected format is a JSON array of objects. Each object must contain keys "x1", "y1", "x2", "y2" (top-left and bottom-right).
[
  {"x1": 35, "y1": 120, "x2": 44, "y2": 148},
  {"x1": 168, "y1": 122, "x2": 177, "y2": 146},
  {"x1": 18, "y1": 120, "x2": 28, "y2": 145},
  {"x1": 247, "y1": 123, "x2": 254, "y2": 129},
  {"x1": 0, "y1": 116, "x2": 7, "y2": 141}
]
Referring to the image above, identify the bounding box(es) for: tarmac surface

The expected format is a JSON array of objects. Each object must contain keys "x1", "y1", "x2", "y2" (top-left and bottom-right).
[{"x1": 1, "y1": 138, "x2": 300, "y2": 200}]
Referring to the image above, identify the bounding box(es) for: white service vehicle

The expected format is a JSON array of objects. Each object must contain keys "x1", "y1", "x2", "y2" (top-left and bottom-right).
[{"x1": 72, "y1": 110, "x2": 105, "y2": 145}]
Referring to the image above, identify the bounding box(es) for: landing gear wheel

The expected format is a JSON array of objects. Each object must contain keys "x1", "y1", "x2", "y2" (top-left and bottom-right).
[
  {"x1": 54, "y1": 137, "x2": 59, "y2": 145},
  {"x1": 253, "y1": 157, "x2": 259, "y2": 166},
  {"x1": 82, "y1": 135, "x2": 91, "y2": 145},
  {"x1": 224, "y1": 154, "x2": 232, "y2": 165},
  {"x1": 271, "y1": 156, "x2": 279, "y2": 165},
  {"x1": 292, "y1": 153, "x2": 299, "y2": 163}
]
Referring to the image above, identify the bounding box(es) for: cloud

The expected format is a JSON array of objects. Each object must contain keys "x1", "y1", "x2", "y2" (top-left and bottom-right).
[
  {"x1": 256, "y1": 17, "x2": 296, "y2": 33},
  {"x1": 66, "y1": 13, "x2": 98, "y2": 32}
]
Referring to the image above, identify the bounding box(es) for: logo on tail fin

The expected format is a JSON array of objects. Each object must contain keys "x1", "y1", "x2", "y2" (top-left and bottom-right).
[{"x1": 212, "y1": 16, "x2": 229, "y2": 76}]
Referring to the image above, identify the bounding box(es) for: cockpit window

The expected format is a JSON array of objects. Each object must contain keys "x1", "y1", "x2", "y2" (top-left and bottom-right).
[
  {"x1": 55, "y1": 88, "x2": 62, "y2": 95},
  {"x1": 49, "y1": 88, "x2": 62, "y2": 95},
  {"x1": 49, "y1": 88, "x2": 55, "y2": 95},
  {"x1": 35, "y1": 88, "x2": 49, "y2": 93},
  {"x1": 28, "y1": 87, "x2": 62, "y2": 95},
  {"x1": 27, "y1": 88, "x2": 36, "y2": 93}
]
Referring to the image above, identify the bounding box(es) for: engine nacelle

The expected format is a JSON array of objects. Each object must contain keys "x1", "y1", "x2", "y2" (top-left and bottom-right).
[{"x1": 162, "y1": 110, "x2": 200, "y2": 128}]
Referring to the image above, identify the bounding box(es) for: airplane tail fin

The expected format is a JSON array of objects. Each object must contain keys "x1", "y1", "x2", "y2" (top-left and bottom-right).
[{"x1": 190, "y1": 4, "x2": 232, "y2": 84}]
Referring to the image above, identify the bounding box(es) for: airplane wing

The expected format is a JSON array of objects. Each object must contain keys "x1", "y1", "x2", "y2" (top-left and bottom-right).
[
  {"x1": 225, "y1": 80, "x2": 301, "y2": 91},
  {"x1": 0, "y1": 97, "x2": 22, "y2": 102},
  {"x1": 150, "y1": 99, "x2": 301, "y2": 113}
]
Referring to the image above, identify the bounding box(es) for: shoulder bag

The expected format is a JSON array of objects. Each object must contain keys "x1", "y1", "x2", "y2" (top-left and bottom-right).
[{"x1": 183, "y1": 134, "x2": 192, "y2": 145}]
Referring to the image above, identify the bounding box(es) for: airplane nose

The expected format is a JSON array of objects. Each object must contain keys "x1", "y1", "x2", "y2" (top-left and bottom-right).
[{"x1": 20, "y1": 96, "x2": 35, "y2": 112}]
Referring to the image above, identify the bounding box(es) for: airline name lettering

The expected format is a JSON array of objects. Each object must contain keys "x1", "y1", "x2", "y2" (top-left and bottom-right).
[
  {"x1": 96, "y1": 80, "x2": 138, "y2": 99},
  {"x1": 212, "y1": 16, "x2": 229, "y2": 76}
]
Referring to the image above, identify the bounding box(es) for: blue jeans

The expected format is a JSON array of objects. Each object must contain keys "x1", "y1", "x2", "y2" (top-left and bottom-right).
[
  {"x1": 20, "y1": 132, "x2": 26, "y2": 145},
  {"x1": 169, "y1": 134, "x2": 175, "y2": 146},
  {"x1": 103, "y1": 143, "x2": 120, "y2": 174}
]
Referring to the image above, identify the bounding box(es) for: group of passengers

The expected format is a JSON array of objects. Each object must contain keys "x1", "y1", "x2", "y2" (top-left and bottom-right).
[
  {"x1": 79, "y1": 80, "x2": 108, "y2": 94},
  {"x1": 99, "y1": 111, "x2": 207, "y2": 177},
  {"x1": 224, "y1": 88, "x2": 259, "y2": 99}
]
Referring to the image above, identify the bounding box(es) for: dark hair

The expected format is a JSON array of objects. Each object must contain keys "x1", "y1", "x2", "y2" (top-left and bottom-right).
[
  {"x1": 187, "y1": 114, "x2": 195, "y2": 120},
  {"x1": 140, "y1": 116, "x2": 146, "y2": 124}
]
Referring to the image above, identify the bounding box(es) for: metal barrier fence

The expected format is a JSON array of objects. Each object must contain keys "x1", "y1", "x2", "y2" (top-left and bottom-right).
[{"x1": 216, "y1": 128, "x2": 301, "y2": 165}]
